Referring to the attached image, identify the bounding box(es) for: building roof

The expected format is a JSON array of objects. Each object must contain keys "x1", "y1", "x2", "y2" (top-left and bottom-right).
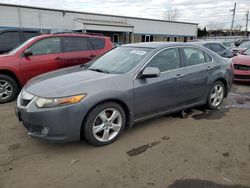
[{"x1": 0, "y1": 3, "x2": 198, "y2": 26}]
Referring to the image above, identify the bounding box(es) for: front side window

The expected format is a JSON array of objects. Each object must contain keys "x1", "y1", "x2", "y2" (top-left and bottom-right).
[
  {"x1": 22, "y1": 31, "x2": 39, "y2": 41},
  {"x1": 87, "y1": 47, "x2": 152, "y2": 74},
  {"x1": 183, "y1": 47, "x2": 206, "y2": 66},
  {"x1": 89, "y1": 37, "x2": 105, "y2": 50},
  {"x1": 147, "y1": 48, "x2": 180, "y2": 72},
  {"x1": 30, "y1": 37, "x2": 61, "y2": 55},
  {"x1": 63, "y1": 37, "x2": 92, "y2": 52}
]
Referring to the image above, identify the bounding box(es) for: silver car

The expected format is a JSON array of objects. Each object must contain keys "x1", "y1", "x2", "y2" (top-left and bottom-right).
[{"x1": 16, "y1": 42, "x2": 233, "y2": 146}]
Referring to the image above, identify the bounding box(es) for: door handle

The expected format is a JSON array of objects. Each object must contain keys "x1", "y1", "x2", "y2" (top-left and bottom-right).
[
  {"x1": 175, "y1": 74, "x2": 184, "y2": 79},
  {"x1": 207, "y1": 66, "x2": 213, "y2": 71},
  {"x1": 54, "y1": 57, "x2": 63, "y2": 61},
  {"x1": 89, "y1": 54, "x2": 96, "y2": 58}
]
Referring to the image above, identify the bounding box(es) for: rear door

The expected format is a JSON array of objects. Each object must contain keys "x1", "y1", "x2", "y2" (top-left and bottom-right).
[
  {"x1": 179, "y1": 47, "x2": 213, "y2": 104},
  {"x1": 20, "y1": 37, "x2": 64, "y2": 82},
  {"x1": 62, "y1": 36, "x2": 97, "y2": 67}
]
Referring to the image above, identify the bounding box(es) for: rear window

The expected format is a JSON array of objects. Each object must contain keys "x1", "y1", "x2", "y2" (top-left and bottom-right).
[
  {"x1": 63, "y1": 37, "x2": 93, "y2": 52},
  {"x1": 0, "y1": 31, "x2": 20, "y2": 52},
  {"x1": 89, "y1": 37, "x2": 105, "y2": 50}
]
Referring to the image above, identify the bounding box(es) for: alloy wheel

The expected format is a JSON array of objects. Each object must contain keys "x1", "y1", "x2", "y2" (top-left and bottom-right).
[
  {"x1": 210, "y1": 84, "x2": 224, "y2": 107},
  {"x1": 0, "y1": 80, "x2": 13, "y2": 100},
  {"x1": 92, "y1": 108, "x2": 122, "y2": 142}
]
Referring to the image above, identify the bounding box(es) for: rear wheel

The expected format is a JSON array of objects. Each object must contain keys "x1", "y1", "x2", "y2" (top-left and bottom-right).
[
  {"x1": 0, "y1": 74, "x2": 19, "y2": 103},
  {"x1": 206, "y1": 81, "x2": 225, "y2": 109},
  {"x1": 83, "y1": 102, "x2": 126, "y2": 146}
]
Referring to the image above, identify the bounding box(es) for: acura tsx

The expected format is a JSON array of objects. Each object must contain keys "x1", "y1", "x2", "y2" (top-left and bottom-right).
[{"x1": 16, "y1": 42, "x2": 233, "y2": 146}]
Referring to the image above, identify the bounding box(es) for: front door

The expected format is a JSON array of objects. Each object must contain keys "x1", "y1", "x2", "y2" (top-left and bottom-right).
[
  {"x1": 20, "y1": 37, "x2": 63, "y2": 83},
  {"x1": 133, "y1": 47, "x2": 184, "y2": 119}
]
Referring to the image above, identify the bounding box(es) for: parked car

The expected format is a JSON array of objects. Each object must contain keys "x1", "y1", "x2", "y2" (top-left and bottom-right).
[
  {"x1": 16, "y1": 42, "x2": 233, "y2": 146},
  {"x1": 190, "y1": 42, "x2": 233, "y2": 58},
  {"x1": 235, "y1": 39, "x2": 250, "y2": 47},
  {"x1": 231, "y1": 48, "x2": 250, "y2": 82},
  {"x1": 221, "y1": 41, "x2": 235, "y2": 49},
  {"x1": 0, "y1": 33, "x2": 113, "y2": 103},
  {"x1": 232, "y1": 41, "x2": 250, "y2": 56},
  {"x1": 0, "y1": 28, "x2": 41, "y2": 54}
]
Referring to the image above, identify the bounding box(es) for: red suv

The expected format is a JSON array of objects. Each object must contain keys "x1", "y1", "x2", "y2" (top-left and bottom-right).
[{"x1": 0, "y1": 33, "x2": 113, "y2": 103}]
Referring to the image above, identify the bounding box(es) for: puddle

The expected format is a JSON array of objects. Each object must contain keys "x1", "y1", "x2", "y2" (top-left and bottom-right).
[
  {"x1": 168, "y1": 179, "x2": 250, "y2": 188},
  {"x1": 127, "y1": 141, "x2": 160, "y2": 157},
  {"x1": 192, "y1": 108, "x2": 229, "y2": 120},
  {"x1": 225, "y1": 92, "x2": 250, "y2": 110}
]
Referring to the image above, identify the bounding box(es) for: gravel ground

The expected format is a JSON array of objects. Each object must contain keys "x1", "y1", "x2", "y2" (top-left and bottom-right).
[{"x1": 0, "y1": 83, "x2": 250, "y2": 188}]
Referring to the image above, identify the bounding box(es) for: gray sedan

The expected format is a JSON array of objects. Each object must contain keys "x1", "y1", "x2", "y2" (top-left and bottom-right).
[{"x1": 16, "y1": 42, "x2": 233, "y2": 146}]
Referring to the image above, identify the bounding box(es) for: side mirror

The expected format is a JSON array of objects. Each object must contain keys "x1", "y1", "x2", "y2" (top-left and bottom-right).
[
  {"x1": 23, "y1": 49, "x2": 33, "y2": 57},
  {"x1": 141, "y1": 67, "x2": 160, "y2": 78}
]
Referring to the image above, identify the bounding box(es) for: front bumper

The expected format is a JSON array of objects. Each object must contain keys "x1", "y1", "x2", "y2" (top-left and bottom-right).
[
  {"x1": 233, "y1": 70, "x2": 250, "y2": 82},
  {"x1": 16, "y1": 95, "x2": 89, "y2": 143}
]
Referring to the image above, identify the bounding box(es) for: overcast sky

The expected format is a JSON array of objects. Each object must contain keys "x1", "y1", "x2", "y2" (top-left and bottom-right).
[{"x1": 1, "y1": 0, "x2": 250, "y2": 29}]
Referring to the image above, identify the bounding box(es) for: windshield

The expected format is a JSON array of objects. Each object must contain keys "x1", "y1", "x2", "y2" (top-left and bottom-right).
[
  {"x1": 8, "y1": 37, "x2": 35, "y2": 55},
  {"x1": 87, "y1": 47, "x2": 153, "y2": 74},
  {"x1": 239, "y1": 41, "x2": 250, "y2": 48}
]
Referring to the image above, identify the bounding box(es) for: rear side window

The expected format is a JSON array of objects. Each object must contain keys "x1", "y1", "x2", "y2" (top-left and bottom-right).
[
  {"x1": 0, "y1": 31, "x2": 20, "y2": 52},
  {"x1": 89, "y1": 37, "x2": 105, "y2": 50},
  {"x1": 147, "y1": 48, "x2": 180, "y2": 72},
  {"x1": 30, "y1": 37, "x2": 61, "y2": 55},
  {"x1": 183, "y1": 47, "x2": 206, "y2": 66},
  {"x1": 204, "y1": 52, "x2": 212, "y2": 62},
  {"x1": 63, "y1": 37, "x2": 93, "y2": 52},
  {"x1": 22, "y1": 31, "x2": 39, "y2": 41},
  {"x1": 204, "y1": 43, "x2": 212, "y2": 50}
]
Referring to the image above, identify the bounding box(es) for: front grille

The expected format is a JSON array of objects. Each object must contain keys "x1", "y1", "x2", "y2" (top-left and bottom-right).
[
  {"x1": 234, "y1": 64, "x2": 250, "y2": 71},
  {"x1": 234, "y1": 74, "x2": 250, "y2": 79},
  {"x1": 20, "y1": 99, "x2": 32, "y2": 106},
  {"x1": 20, "y1": 91, "x2": 34, "y2": 107}
]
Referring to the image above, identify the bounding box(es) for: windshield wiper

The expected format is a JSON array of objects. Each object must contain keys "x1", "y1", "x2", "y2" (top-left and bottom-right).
[{"x1": 88, "y1": 68, "x2": 110, "y2": 74}]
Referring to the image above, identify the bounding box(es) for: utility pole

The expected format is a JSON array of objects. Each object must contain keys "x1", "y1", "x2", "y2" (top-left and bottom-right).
[
  {"x1": 246, "y1": 10, "x2": 249, "y2": 36},
  {"x1": 230, "y1": 2, "x2": 236, "y2": 36}
]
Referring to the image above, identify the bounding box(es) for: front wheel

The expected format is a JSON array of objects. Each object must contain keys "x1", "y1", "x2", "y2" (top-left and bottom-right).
[
  {"x1": 206, "y1": 81, "x2": 225, "y2": 109},
  {"x1": 83, "y1": 102, "x2": 126, "y2": 146}
]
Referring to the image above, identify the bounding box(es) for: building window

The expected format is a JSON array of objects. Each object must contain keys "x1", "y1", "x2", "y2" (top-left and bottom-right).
[
  {"x1": 166, "y1": 37, "x2": 170, "y2": 42},
  {"x1": 174, "y1": 37, "x2": 177, "y2": 42},
  {"x1": 142, "y1": 35, "x2": 153, "y2": 42},
  {"x1": 190, "y1": 37, "x2": 194, "y2": 40},
  {"x1": 113, "y1": 34, "x2": 119, "y2": 43},
  {"x1": 184, "y1": 36, "x2": 187, "y2": 42}
]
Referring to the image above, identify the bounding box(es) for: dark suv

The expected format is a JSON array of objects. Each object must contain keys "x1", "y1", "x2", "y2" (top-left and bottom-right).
[
  {"x1": 0, "y1": 29, "x2": 41, "y2": 54},
  {"x1": 0, "y1": 33, "x2": 113, "y2": 103}
]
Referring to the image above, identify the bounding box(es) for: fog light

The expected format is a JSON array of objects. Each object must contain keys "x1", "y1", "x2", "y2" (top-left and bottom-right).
[{"x1": 42, "y1": 127, "x2": 49, "y2": 135}]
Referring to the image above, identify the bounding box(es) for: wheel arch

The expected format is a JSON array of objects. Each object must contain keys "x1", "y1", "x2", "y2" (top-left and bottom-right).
[
  {"x1": 80, "y1": 99, "x2": 133, "y2": 139},
  {"x1": 0, "y1": 69, "x2": 21, "y2": 89}
]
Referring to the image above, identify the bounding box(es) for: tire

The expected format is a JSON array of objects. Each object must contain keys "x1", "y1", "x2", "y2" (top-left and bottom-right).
[
  {"x1": 83, "y1": 102, "x2": 126, "y2": 146},
  {"x1": 206, "y1": 81, "x2": 225, "y2": 109},
  {"x1": 0, "y1": 74, "x2": 19, "y2": 103}
]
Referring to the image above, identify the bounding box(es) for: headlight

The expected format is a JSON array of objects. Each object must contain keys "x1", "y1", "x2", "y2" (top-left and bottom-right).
[{"x1": 35, "y1": 94, "x2": 86, "y2": 108}]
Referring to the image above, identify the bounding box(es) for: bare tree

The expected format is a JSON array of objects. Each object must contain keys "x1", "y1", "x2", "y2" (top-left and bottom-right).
[
  {"x1": 206, "y1": 21, "x2": 225, "y2": 30},
  {"x1": 164, "y1": 8, "x2": 179, "y2": 21}
]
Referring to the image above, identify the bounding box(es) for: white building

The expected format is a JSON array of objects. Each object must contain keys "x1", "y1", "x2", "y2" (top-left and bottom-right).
[{"x1": 0, "y1": 3, "x2": 198, "y2": 43}]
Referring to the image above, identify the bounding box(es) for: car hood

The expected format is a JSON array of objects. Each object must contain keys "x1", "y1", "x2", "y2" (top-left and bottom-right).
[
  {"x1": 0, "y1": 53, "x2": 15, "y2": 62},
  {"x1": 25, "y1": 66, "x2": 122, "y2": 98},
  {"x1": 232, "y1": 55, "x2": 250, "y2": 66}
]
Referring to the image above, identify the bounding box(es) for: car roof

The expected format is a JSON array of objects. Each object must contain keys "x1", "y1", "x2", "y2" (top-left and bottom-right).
[
  {"x1": 123, "y1": 42, "x2": 200, "y2": 49},
  {"x1": 35, "y1": 33, "x2": 109, "y2": 39}
]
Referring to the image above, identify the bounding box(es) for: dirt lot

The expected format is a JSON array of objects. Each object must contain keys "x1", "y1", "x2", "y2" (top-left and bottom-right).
[{"x1": 0, "y1": 83, "x2": 250, "y2": 188}]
